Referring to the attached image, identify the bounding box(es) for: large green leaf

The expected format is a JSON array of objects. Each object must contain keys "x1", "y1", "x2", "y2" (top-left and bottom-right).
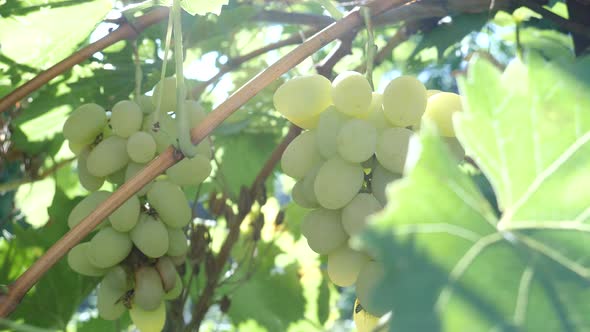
[
  {"x1": 181, "y1": 0, "x2": 229, "y2": 16},
  {"x1": 5, "y1": 189, "x2": 97, "y2": 329},
  {"x1": 360, "y1": 56, "x2": 590, "y2": 331}
]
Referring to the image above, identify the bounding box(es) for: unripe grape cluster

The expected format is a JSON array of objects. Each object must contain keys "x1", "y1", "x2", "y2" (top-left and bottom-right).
[
  {"x1": 274, "y1": 71, "x2": 463, "y2": 317},
  {"x1": 63, "y1": 77, "x2": 212, "y2": 331}
]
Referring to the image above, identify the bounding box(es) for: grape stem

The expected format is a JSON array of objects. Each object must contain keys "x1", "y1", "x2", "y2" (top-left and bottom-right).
[
  {"x1": 361, "y1": 6, "x2": 376, "y2": 89},
  {"x1": 0, "y1": 0, "x2": 405, "y2": 317},
  {"x1": 152, "y1": 9, "x2": 174, "y2": 128}
]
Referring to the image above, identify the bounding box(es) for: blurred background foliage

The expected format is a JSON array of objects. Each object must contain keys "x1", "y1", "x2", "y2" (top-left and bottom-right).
[{"x1": 0, "y1": 0, "x2": 588, "y2": 331}]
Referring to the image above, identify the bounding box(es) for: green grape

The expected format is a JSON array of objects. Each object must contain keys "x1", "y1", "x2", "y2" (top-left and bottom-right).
[
  {"x1": 316, "y1": 106, "x2": 350, "y2": 159},
  {"x1": 68, "y1": 190, "x2": 111, "y2": 229},
  {"x1": 186, "y1": 100, "x2": 207, "y2": 128},
  {"x1": 102, "y1": 265, "x2": 129, "y2": 292},
  {"x1": 130, "y1": 214, "x2": 169, "y2": 258},
  {"x1": 366, "y1": 92, "x2": 389, "y2": 131},
  {"x1": 67, "y1": 242, "x2": 108, "y2": 276},
  {"x1": 291, "y1": 180, "x2": 317, "y2": 209},
  {"x1": 155, "y1": 256, "x2": 177, "y2": 292},
  {"x1": 147, "y1": 180, "x2": 191, "y2": 228},
  {"x1": 375, "y1": 127, "x2": 413, "y2": 174},
  {"x1": 78, "y1": 148, "x2": 105, "y2": 191},
  {"x1": 163, "y1": 272, "x2": 183, "y2": 300},
  {"x1": 125, "y1": 162, "x2": 152, "y2": 196},
  {"x1": 68, "y1": 140, "x2": 86, "y2": 155},
  {"x1": 127, "y1": 131, "x2": 157, "y2": 163},
  {"x1": 87, "y1": 136, "x2": 130, "y2": 177},
  {"x1": 281, "y1": 130, "x2": 322, "y2": 180},
  {"x1": 427, "y1": 89, "x2": 441, "y2": 98},
  {"x1": 106, "y1": 167, "x2": 126, "y2": 185},
  {"x1": 130, "y1": 301, "x2": 166, "y2": 332},
  {"x1": 63, "y1": 103, "x2": 107, "y2": 145},
  {"x1": 273, "y1": 75, "x2": 332, "y2": 129},
  {"x1": 301, "y1": 163, "x2": 322, "y2": 205},
  {"x1": 88, "y1": 227, "x2": 133, "y2": 268},
  {"x1": 314, "y1": 158, "x2": 364, "y2": 209},
  {"x1": 134, "y1": 266, "x2": 164, "y2": 311},
  {"x1": 382, "y1": 76, "x2": 427, "y2": 127},
  {"x1": 97, "y1": 281, "x2": 127, "y2": 320},
  {"x1": 327, "y1": 246, "x2": 370, "y2": 287},
  {"x1": 167, "y1": 227, "x2": 189, "y2": 257},
  {"x1": 422, "y1": 92, "x2": 463, "y2": 137},
  {"x1": 142, "y1": 112, "x2": 178, "y2": 153},
  {"x1": 341, "y1": 193, "x2": 382, "y2": 236},
  {"x1": 355, "y1": 261, "x2": 387, "y2": 316},
  {"x1": 371, "y1": 164, "x2": 401, "y2": 206},
  {"x1": 166, "y1": 154, "x2": 211, "y2": 187},
  {"x1": 169, "y1": 254, "x2": 187, "y2": 266},
  {"x1": 194, "y1": 137, "x2": 212, "y2": 158},
  {"x1": 152, "y1": 76, "x2": 186, "y2": 112},
  {"x1": 336, "y1": 119, "x2": 377, "y2": 163},
  {"x1": 300, "y1": 209, "x2": 347, "y2": 254},
  {"x1": 136, "y1": 95, "x2": 155, "y2": 115},
  {"x1": 110, "y1": 195, "x2": 140, "y2": 232},
  {"x1": 331, "y1": 71, "x2": 372, "y2": 117},
  {"x1": 111, "y1": 100, "x2": 143, "y2": 138}
]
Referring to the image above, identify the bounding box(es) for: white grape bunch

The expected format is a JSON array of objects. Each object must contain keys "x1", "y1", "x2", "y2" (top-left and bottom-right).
[
  {"x1": 61, "y1": 76, "x2": 217, "y2": 330},
  {"x1": 274, "y1": 71, "x2": 465, "y2": 322}
]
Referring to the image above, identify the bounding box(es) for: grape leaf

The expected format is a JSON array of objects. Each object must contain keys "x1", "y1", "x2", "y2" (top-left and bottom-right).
[
  {"x1": 360, "y1": 56, "x2": 590, "y2": 331},
  {"x1": 180, "y1": 0, "x2": 229, "y2": 16}
]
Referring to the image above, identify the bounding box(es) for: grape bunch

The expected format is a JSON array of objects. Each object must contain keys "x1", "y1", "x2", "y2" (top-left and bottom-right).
[
  {"x1": 62, "y1": 77, "x2": 212, "y2": 332},
  {"x1": 274, "y1": 71, "x2": 464, "y2": 321}
]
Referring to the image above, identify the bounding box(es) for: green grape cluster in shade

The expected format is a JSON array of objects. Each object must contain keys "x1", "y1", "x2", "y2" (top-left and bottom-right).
[
  {"x1": 62, "y1": 77, "x2": 213, "y2": 332},
  {"x1": 274, "y1": 71, "x2": 464, "y2": 320}
]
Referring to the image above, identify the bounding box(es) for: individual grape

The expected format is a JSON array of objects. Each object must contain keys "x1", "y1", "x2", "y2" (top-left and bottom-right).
[
  {"x1": 331, "y1": 71, "x2": 372, "y2": 117},
  {"x1": 382, "y1": 76, "x2": 427, "y2": 127},
  {"x1": 68, "y1": 140, "x2": 86, "y2": 155},
  {"x1": 147, "y1": 180, "x2": 191, "y2": 228},
  {"x1": 67, "y1": 243, "x2": 108, "y2": 276},
  {"x1": 68, "y1": 190, "x2": 111, "y2": 229},
  {"x1": 316, "y1": 107, "x2": 350, "y2": 159},
  {"x1": 336, "y1": 119, "x2": 377, "y2": 163},
  {"x1": 327, "y1": 246, "x2": 370, "y2": 287},
  {"x1": 273, "y1": 75, "x2": 332, "y2": 129},
  {"x1": 125, "y1": 162, "x2": 152, "y2": 196},
  {"x1": 127, "y1": 131, "x2": 157, "y2": 163},
  {"x1": 281, "y1": 130, "x2": 322, "y2": 180},
  {"x1": 341, "y1": 193, "x2": 382, "y2": 236},
  {"x1": 356, "y1": 261, "x2": 387, "y2": 316},
  {"x1": 134, "y1": 266, "x2": 164, "y2": 311},
  {"x1": 130, "y1": 301, "x2": 166, "y2": 332},
  {"x1": 169, "y1": 254, "x2": 187, "y2": 266},
  {"x1": 186, "y1": 100, "x2": 207, "y2": 128},
  {"x1": 111, "y1": 100, "x2": 143, "y2": 138},
  {"x1": 166, "y1": 154, "x2": 211, "y2": 186},
  {"x1": 152, "y1": 76, "x2": 186, "y2": 112},
  {"x1": 110, "y1": 195, "x2": 140, "y2": 232},
  {"x1": 427, "y1": 89, "x2": 441, "y2": 98},
  {"x1": 291, "y1": 180, "x2": 317, "y2": 209},
  {"x1": 63, "y1": 103, "x2": 107, "y2": 145},
  {"x1": 78, "y1": 148, "x2": 105, "y2": 191},
  {"x1": 87, "y1": 136, "x2": 130, "y2": 177},
  {"x1": 106, "y1": 167, "x2": 126, "y2": 185},
  {"x1": 156, "y1": 256, "x2": 177, "y2": 292},
  {"x1": 371, "y1": 164, "x2": 401, "y2": 206},
  {"x1": 301, "y1": 163, "x2": 322, "y2": 206},
  {"x1": 136, "y1": 95, "x2": 155, "y2": 115},
  {"x1": 314, "y1": 158, "x2": 364, "y2": 209},
  {"x1": 354, "y1": 298, "x2": 382, "y2": 332},
  {"x1": 163, "y1": 272, "x2": 183, "y2": 300},
  {"x1": 88, "y1": 227, "x2": 133, "y2": 268},
  {"x1": 102, "y1": 265, "x2": 129, "y2": 292},
  {"x1": 142, "y1": 112, "x2": 178, "y2": 153},
  {"x1": 300, "y1": 209, "x2": 347, "y2": 254},
  {"x1": 422, "y1": 92, "x2": 463, "y2": 137},
  {"x1": 97, "y1": 281, "x2": 127, "y2": 320},
  {"x1": 130, "y1": 214, "x2": 169, "y2": 258},
  {"x1": 375, "y1": 127, "x2": 413, "y2": 174},
  {"x1": 167, "y1": 227, "x2": 189, "y2": 257},
  {"x1": 366, "y1": 92, "x2": 389, "y2": 131}
]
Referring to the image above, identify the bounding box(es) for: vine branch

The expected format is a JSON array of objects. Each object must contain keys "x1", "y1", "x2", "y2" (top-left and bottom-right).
[
  {"x1": 0, "y1": 0, "x2": 405, "y2": 317},
  {"x1": 0, "y1": 7, "x2": 170, "y2": 114}
]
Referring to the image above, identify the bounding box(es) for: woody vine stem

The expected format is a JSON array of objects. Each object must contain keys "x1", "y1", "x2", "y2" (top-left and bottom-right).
[{"x1": 0, "y1": 0, "x2": 405, "y2": 317}]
